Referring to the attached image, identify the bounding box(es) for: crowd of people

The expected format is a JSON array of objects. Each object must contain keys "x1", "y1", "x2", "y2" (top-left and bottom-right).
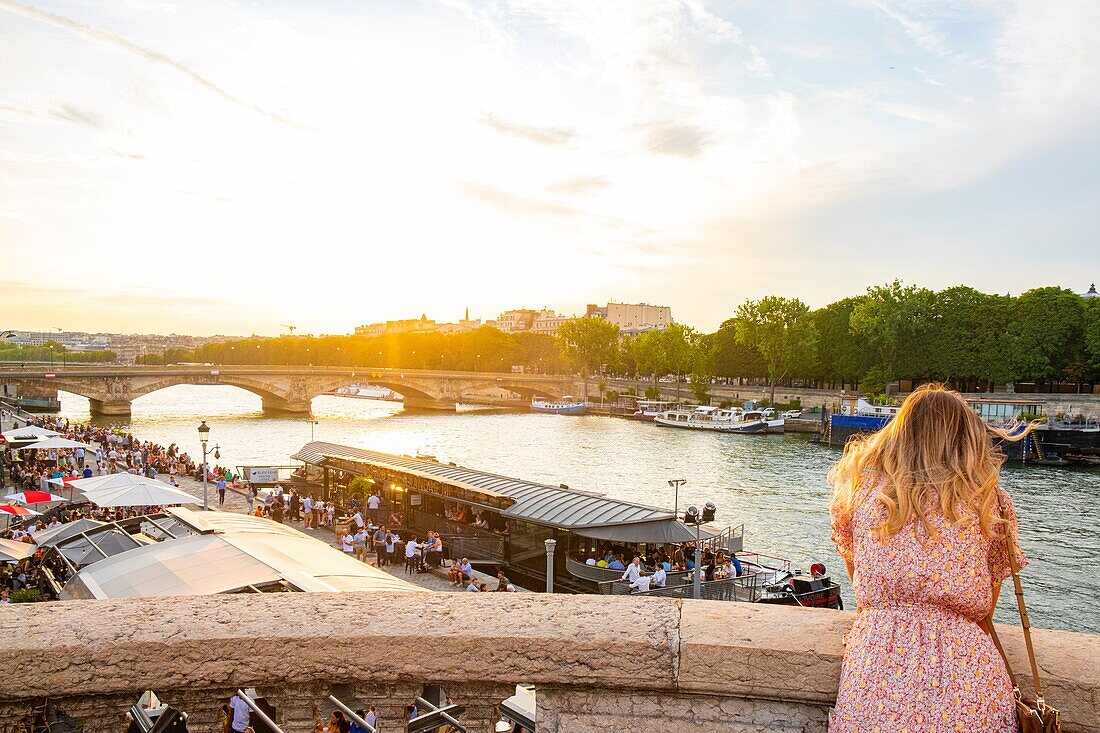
[{"x1": 582, "y1": 544, "x2": 745, "y2": 594}]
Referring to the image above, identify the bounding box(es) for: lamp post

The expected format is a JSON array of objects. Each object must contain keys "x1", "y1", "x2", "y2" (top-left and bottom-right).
[
  {"x1": 544, "y1": 538, "x2": 556, "y2": 593},
  {"x1": 198, "y1": 420, "x2": 214, "y2": 511},
  {"x1": 668, "y1": 478, "x2": 686, "y2": 517},
  {"x1": 310, "y1": 419, "x2": 318, "y2": 441},
  {"x1": 685, "y1": 501, "x2": 717, "y2": 600}
]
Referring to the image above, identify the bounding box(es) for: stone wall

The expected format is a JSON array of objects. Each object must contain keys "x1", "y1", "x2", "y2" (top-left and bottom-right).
[{"x1": 1, "y1": 594, "x2": 1097, "y2": 733}]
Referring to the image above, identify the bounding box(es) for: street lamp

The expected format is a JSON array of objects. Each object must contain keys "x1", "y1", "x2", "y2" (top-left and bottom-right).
[
  {"x1": 684, "y1": 501, "x2": 717, "y2": 600},
  {"x1": 310, "y1": 419, "x2": 318, "y2": 441},
  {"x1": 668, "y1": 478, "x2": 686, "y2": 517},
  {"x1": 198, "y1": 421, "x2": 220, "y2": 511}
]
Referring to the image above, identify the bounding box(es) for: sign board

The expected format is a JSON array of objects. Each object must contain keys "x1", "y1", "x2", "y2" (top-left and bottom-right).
[
  {"x1": 248, "y1": 468, "x2": 280, "y2": 484},
  {"x1": 410, "y1": 493, "x2": 422, "y2": 506},
  {"x1": 43, "y1": 373, "x2": 55, "y2": 379}
]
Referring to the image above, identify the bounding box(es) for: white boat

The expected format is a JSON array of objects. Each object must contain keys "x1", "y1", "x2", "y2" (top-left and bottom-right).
[
  {"x1": 531, "y1": 397, "x2": 586, "y2": 415},
  {"x1": 632, "y1": 400, "x2": 680, "y2": 421},
  {"x1": 333, "y1": 384, "x2": 403, "y2": 402},
  {"x1": 653, "y1": 406, "x2": 768, "y2": 433},
  {"x1": 741, "y1": 409, "x2": 785, "y2": 434}
]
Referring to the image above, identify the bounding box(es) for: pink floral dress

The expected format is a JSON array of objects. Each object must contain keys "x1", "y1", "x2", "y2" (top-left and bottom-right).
[{"x1": 829, "y1": 484, "x2": 1027, "y2": 732}]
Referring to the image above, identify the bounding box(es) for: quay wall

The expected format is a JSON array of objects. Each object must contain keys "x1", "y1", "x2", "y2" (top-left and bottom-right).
[
  {"x1": 1, "y1": 594, "x2": 1098, "y2": 733},
  {"x1": 602, "y1": 379, "x2": 1100, "y2": 418}
]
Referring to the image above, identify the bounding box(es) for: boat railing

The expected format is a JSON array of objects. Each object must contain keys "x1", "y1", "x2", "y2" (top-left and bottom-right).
[
  {"x1": 598, "y1": 572, "x2": 765, "y2": 601},
  {"x1": 566, "y1": 555, "x2": 625, "y2": 583},
  {"x1": 445, "y1": 535, "x2": 506, "y2": 564},
  {"x1": 407, "y1": 508, "x2": 489, "y2": 538},
  {"x1": 700, "y1": 524, "x2": 744, "y2": 554}
]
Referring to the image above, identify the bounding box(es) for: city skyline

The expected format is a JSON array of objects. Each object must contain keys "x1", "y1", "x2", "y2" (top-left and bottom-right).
[{"x1": 2, "y1": 1, "x2": 1099, "y2": 336}]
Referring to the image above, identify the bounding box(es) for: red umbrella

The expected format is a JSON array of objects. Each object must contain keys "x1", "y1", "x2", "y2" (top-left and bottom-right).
[
  {"x1": 0, "y1": 504, "x2": 41, "y2": 516},
  {"x1": 4, "y1": 491, "x2": 66, "y2": 504}
]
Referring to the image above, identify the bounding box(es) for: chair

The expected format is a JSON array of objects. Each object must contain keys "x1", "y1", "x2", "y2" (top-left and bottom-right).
[{"x1": 21, "y1": 698, "x2": 52, "y2": 733}]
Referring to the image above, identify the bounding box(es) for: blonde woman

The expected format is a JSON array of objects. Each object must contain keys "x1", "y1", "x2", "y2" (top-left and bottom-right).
[{"x1": 828, "y1": 383, "x2": 1028, "y2": 732}]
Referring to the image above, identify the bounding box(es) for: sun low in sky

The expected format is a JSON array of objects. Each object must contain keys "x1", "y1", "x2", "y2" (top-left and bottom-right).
[{"x1": 1, "y1": 0, "x2": 1098, "y2": 336}]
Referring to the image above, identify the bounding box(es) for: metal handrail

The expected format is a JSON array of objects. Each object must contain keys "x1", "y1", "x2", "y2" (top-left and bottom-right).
[
  {"x1": 236, "y1": 690, "x2": 282, "y2": 733},
  {"x1": 328, "y1": 695, "x2": 375, "y2": 733}
]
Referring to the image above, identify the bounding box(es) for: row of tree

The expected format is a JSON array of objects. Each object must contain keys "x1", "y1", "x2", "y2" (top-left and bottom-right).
[
  {"x1": 135, "y1": 282, "x2": 1100, "y2": 400},
  {"x1": 0, "y1": 342, "x2": 117, "y2": 364}
]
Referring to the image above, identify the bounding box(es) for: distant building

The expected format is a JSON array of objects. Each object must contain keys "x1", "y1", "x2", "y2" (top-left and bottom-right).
[
  {"x1": 585, "y1": 302, "x2": 672, "y2": 333},
  {"x1": 531, "y1": 310, "x2": 572, "y2": 335},
  {"x1": 487, "y1": 309, "x2": 541, "y2": 333},
  {"x1": 1083, "y1": 283, "x2": 1098, "y2": 299},
  {"x1": 354, "y1": 311, "x2": 480, "y2": 338}
]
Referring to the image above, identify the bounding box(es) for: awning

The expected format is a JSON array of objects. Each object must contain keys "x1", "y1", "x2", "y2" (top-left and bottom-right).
[{"x1": 575, "y1": 519, "x2": 723, "y2": 544}]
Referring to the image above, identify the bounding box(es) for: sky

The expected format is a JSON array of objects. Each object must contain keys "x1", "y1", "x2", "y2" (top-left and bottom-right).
[{"x1": 1, "y1": 0, "x2": 1098, "y2": 336}]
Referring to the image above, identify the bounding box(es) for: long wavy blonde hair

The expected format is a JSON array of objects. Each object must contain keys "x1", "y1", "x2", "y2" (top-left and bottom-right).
[{"x1": 828, "y1": 383, "x2": 1029, "y2": 540}]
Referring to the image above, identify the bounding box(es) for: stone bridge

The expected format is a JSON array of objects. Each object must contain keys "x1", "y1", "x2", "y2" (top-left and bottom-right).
[
  {"x1": 0, "y1": 366, "x2": 573, "y2": 415},
  {"x1": 0, "y1": 594, "x2": 1097, "y2": 733}
]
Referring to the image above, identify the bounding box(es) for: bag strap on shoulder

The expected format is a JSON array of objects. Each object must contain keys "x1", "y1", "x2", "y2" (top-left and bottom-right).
[{"x1": 990, "y1": 491, "x2": 1045, "y2": 707}]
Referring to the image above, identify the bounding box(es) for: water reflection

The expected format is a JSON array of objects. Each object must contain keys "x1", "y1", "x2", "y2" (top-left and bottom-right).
[{"x1": 53, "y1": 385, "x2": 1100, "y2": 633}]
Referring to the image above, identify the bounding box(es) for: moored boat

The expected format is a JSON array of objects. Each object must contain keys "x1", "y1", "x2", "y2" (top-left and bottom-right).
[
  {"x1": 653, "y1": 406, "x2": 768, "y2": 433},
  {"x1": 631, "y1": 400, "x2": 680, "y2": 421},
  {"x1": 531, "y1": 397, "x2": 586, "y2": 415}
]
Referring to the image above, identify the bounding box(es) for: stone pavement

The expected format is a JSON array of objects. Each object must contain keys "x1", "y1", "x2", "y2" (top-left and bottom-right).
[{"x1": 170, "y1": 474, "x2": 492, "y2": 593}]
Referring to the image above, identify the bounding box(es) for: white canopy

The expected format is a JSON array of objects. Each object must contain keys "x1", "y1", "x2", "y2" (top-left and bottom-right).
[
  {"x1": 60, "y1": 522, "x2": 426, "y2": 599},
  {"x1": 0, "y1": 537, "x2": 36, "y2": 563},
  {"x1": 1, "y1": 426, "x2": 61, "y2": 442},
  {"x1": 13, "y1": 437, "x2": 94, "y2": 451},
  {"x1": 81, "y1": 482, "x2": 199, "y2": 508}
]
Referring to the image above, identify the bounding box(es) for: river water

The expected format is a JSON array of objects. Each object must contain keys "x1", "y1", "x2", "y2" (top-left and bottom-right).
[{"x1": 52, "y1": 385, "x2": 1099, "y2": 634}]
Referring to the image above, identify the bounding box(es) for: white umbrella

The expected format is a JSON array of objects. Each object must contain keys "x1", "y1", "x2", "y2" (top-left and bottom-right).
[
  {"x1": 81, "y1": 481, "x2": 199, "y2": 508},
  {"x1": 13, "y1": 437, "x2": 94, "y2": 451},
  {"x1": 4, "y1": 491, "x2": 66, "y2": 504},
  {"x1": 1, "y1": 426, "x2": 61, "y2": 442},
  {"x1": 0, "y1": 538, "x2": 36, "y2": 563},
  {"x1": 71, "y1": 472, "x2": 161, "y2": 493}
]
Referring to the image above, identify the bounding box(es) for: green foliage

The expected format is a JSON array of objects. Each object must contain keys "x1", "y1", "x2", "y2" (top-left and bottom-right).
[
  {"x1": 347, "y1": 476, "x2": 373, "y2": 500},
  {"x1": 1011, "y1": 287, "x2": 1086, "y2": 384},
  {"x1": 644, "y1": 386, "x2": 661, "y2": 400},
  {"x1": 734, "y1": 296, "x2": 816, "y2": 404},
  {"x1": 0, "y1": 344, "x2": 116, "y2": 363},
  {"x1": 850, "y1": 280, "x2": 935, "y2": 394},
  {"x1": 9, "y1": 588, "x2": 45, "y2": 603}
]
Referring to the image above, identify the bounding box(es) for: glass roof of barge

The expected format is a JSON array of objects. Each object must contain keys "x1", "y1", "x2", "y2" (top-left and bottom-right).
[{"x1": 292, "y1": 441, "x2": 675, "y2": 529}]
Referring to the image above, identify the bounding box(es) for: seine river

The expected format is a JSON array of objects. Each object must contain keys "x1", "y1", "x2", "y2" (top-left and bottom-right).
[{"x1": 54, "y1": 385, "x2": 1099, "y2": 634}]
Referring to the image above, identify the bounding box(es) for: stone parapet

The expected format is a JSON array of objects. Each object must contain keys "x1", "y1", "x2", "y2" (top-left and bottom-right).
[{"x1": 1, "y1": 594, "x2": 1096, "y2": 732}]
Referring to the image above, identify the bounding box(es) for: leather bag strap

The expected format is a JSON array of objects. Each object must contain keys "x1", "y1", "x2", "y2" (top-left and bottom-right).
[{"x1": 992, "y1": 491, "x2": 1044, "y2": 704}]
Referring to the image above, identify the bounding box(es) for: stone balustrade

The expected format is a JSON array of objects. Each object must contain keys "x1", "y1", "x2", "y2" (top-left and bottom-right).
[{"x1": 1, "y1": 594, "x2": 1097, "y2": 732}]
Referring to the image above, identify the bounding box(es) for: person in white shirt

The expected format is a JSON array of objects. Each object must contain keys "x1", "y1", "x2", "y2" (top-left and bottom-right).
[
  {"x1": 228, "y1": 693, "x2": 251, "y2": 733},
  {"x1": 353, "y1": 510, "x2": 365, "y2": 529},
  {"x1": 651, "y1": 565, "x2": 667, "y2": 588},
  {"x1": 620, "y1": 556, "x2": 642, "y2": 584},
  {"x1": 364, "y1": 707, "x2": 378, "y2": 728},
  {"x1": 629, "y1": 574, "x2": 652, "y2": 593},
  {"x1": 367, "y1": 492, "x2": 381, "y2": 523},
  {"x1": 341, "y1": 531, "x2": 355, "y2": 554},
  {"x1": 404, "y1": 537, "x2": 420, "y2": 573},
  {"x1": 467, "y1": 580, "x2": 480, "y2": 592},
  {"x1": 302, "y1": 496, "x2": 313, "y2": 529}
]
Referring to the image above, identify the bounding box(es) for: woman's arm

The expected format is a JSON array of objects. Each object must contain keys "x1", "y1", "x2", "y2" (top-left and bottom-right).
[{"x1": 978, "y1": 579, "x2": 1003, "y2": 635}]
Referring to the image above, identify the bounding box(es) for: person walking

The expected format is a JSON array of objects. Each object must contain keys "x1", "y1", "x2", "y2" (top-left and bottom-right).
[
  {"x1": 216, "y1": 476, "x2": 227, "y2": 506},
  {"x1": 827, "y1": 383, "x2": 1031, "y2": 732}
]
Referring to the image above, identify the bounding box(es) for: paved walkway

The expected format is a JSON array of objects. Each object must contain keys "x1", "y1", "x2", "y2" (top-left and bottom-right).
[{"x1": 170, "y1": 474, "x2": 488, "y2": 593}]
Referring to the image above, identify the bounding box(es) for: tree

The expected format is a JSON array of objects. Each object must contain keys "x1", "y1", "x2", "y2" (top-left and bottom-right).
[
  {"x1": 850, "y1": 281, "x2": 935, "y2": 395},
  {"x1": 1085, "y1": 297, "x2": 1100, "y2": 385},
  {"x1": 631, "y1": 330, "x2": 668, "y2": 390},
  {"x1": 690, "y1": 335, "x2": 714, "y2": 405},
  {"x1": 556, "y1": 317, "x2": 621, "y2": 400},
  {"x1": 1011, "y1": 287, "x2": 1086, "y2": 386},
  {"x1": 734, "y1": 296, "x2": 817, "y2": 405},
  {"x1": 809, "y1": 297, "x2": 870, "y2": 389},
  {"x1": 659, "y1": 324, "x2": 697, "y2": 381},
  {"x1": 711, "y1": 318, "x2": 766, "y2": 381}
]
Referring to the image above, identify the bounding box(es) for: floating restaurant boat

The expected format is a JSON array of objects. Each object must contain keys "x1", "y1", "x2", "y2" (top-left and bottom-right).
[
  {"x1": 653, "y1": 406, "x2": 782, "y2": 433},
  {"x1": 290, "y1": 442, "x2": 840, "y2": 608},
  {"x1": 530, "y1": 396, "x2": 586, "y2": 415},
  {"x1": 826, "y1": 395, "x2": 1100, "y2": 463}
]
